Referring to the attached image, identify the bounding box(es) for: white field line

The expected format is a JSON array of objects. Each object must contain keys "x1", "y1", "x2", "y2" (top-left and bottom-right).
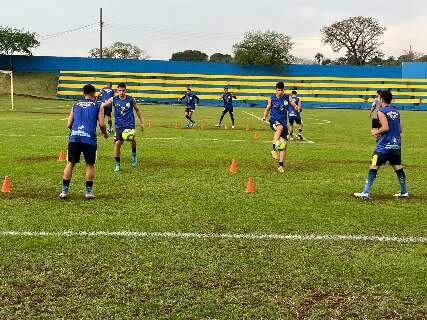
[
  {"x1": 0, "y1": 230, "x2": 425, "y2": 244},
  {"x1": 242, "y1": 111, "x2": 316, "y2": 144}
]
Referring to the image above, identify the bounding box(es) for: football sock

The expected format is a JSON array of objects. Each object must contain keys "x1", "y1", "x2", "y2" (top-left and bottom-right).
[
  {"x1": 298, "y1": 128, "x2": 303, "y2": 134},
  {"x1": 363, "y1": 169, "x2": 378, "y2": 194},
  {"x1": 279, "y1": 162, "x2": 284, "y2": 167},
  {"x1": 132, "y1": 147, "x2": 137, "y2": 155},
  {"x1": 395, "y1": 169, "x2": 407, "y2": 194},
  {"x1": 108, "y1": 119, "x2": 112, "y2": 129},
  {"x1": 230, "y1": 114, "x2": 235, "y2": 126},
  {"x1": 272, "y1": 143, "x2": 276, "y2": 151},
  {"x1": 115, "y1": 157, "x2": 121, "y2": 164},
  {"x1": 85, "y1": 181, "x2": 93, "y2": 193},
  {"x1": 62, "y1": 179, "x2": 70, "y2": 192}
]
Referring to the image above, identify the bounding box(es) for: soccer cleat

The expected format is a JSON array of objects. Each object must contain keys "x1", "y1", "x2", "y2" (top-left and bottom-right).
[
  {"x1": 190, "y1": 122, "x2": 195, "y2": 128},
  {"x1": 84, "y1": 192, "x2": 95, "y2": 200},
  {"x1": 289, "y1": 135, "x2": 294, "y2": 141},
  {"x1": 297, "y1": 134, "x2": 304, "y2": 141},
  {"x1": 353, "y1": 192, "x2": 369, "y2": 199},
  {"x1": 271, "y1": 150, "x2": 279, "y2": 160},
  {"x1": 394, "y1": 192, "x2": 409, "y2": 198},
  {"x1": 231, "y1": 125, "x2": 235, "y2": 129},
  {"x1": 277, "y1": 166, "x2": 285, "y2": 173},
  {"x1": 59, "y1": 191, "x2": 69, "y2": 199},
  {"x1": 215, "y1": 123, "x2": 221, "y2": 127},
  {"x1": 131, "y1": 154, "x2": 137, "y2": 168},
  {"x1": 114, "y1": 164, "x2": 121, "y2": 172}
]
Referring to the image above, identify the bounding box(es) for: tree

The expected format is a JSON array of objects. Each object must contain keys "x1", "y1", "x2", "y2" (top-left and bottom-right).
[
  {"x1": 88, "y1": 42, "x2": 149, "y2": 60},
  {"x1": 321, "y1": 16, "x2": 385, "y2": 65},
  {"x1": 209, "y1": 53, "x2": 233, "y2": 63},
  {"x1": 0, "y1": 26, "x2": 39, "y2": 55},
  {"x1": 233, "y1": 30, "x2": 294, "y2": 66},
  {"x1": 170, "y1": 50, "x2": 208, "y2": 62}
]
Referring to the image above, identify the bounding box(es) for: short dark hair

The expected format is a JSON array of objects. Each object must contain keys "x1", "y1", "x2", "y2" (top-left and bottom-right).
[
  {"x1": 117, "y1": 83, "x2": 126, "y2": 89},
  {"x1": 292, "y1": 90, "x2": 297, "y2": 95},
  {"x1": 187, "y1": 87, "x2": 192, "y2": 91},
  {"x1": 276, "y1": 82, "x2": 285, "y2": 90},
  {"x1": 377, "y1": 90, "x2": 382, "y2": 94},
  {"x1": 83, "y1": 84, "x2": 96, "y2": 95},
  {"x1": 107, "y1": 82, "x2": 113, "y2": 87},
  {"x1": 380, "y1": 90, "x2": 393, "y2": 104}
]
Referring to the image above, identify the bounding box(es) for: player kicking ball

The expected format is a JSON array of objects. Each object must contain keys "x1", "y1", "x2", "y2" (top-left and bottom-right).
[
  {"x1": 97, "y1": 82, "x2": 115, "y2": 134},
  {"x1": 101, "y1": 83, "x2": 144, "y2": 172},
  {"x1": 288, "y1": 90, "x2": 304, "y2": 141},
  {"x1": 354, "y1": 90, "x2": 408, "y2": 199},
  {"x1": 178, "y1": 87, "x2": 199, "y2": 128},
  {"x1": 59, "y1": 84, "x2": 108, "y2": 200},
  {"x1": 216, "y1": 87, "x2": 237, "y2": 128},
  {"x1": 262, "y1": 82, "x2": 300, "y2": 173}
]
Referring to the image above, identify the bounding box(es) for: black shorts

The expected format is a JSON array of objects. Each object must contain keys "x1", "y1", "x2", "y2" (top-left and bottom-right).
[
  {"x1": 270, "y1": 121, "x2": 288, "y2": 139},
  {"x1": 115, "y1": 127, "x2": 135, "y2": 142},
  {"x1": 289, "y1": 117, "x2": 302, "y2": 125},
  {"x1": 371, "y1": 118, "x2": 381, "y2": 129},
  {"x1": 185, "y1": 108, "x2": 194, "y2": 113},
  {"x1": 222, "y1": 108, "x2": 233, "y2": 114},
  {"x1": 104, "y1": 105, "x2": 112, "y2": 117},
  {"x1": 371, "y1": 151, "x2": 401, "y2": 167},
  {"x1": 68, "y1": 142, "x2": 97, "y2": 165}
]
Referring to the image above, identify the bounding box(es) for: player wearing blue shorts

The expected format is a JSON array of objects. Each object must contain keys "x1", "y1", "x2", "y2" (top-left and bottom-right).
[
  {"x1": 288, "y1": 90, "x2": 304, "y2": 141},
  {"x1": 215, "y1": 87, "x2": 237, "y2": 128},
  {"x1": 101, "y1": 83, "x2": 145, "y2": 172},
  {"x1": 262, "y1": 82, "x2": 300, "y2": 173},
  {"x1": 354, "y1": 90, "x2": 408, "y2": 199},
  {"x1": 59, "y1": 84, "x2": 108, "y2": 200},
  {"x1": 178, "y1": 87, "x2": 200, "y2": 128},
  {"x1": 98, "y1": 82, "x2": 115, "y2": 134}
]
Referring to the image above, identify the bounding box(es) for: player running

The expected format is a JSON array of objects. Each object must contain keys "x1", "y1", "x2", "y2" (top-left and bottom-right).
[
  {"x1": 369, "y1": 90, "x2": 382, "y2": 129},
  {"x1": 215, "y1": 87, "x2": 237, "y2": 128},
  {"x1": 354, "y1": 90, "x2": 408, "y2": 199},
  {"x1": 59, "y1": 84, "x2": 108, "y2": 200},
  {"x1": 98, "y1": 82, "x2": 115, "y2": 134},
  {"x1": 288, "y1": 90, "x2": 304, "y2": 141},
  {"x1": 262, "y1": 82, "x2": 300, "y2": 173},
  {"x1": 178, "y1": 87, "x2": 199, "y2": 128},
  {"x1": 101, "y1": 83, "x2": 144, "y2": 172}
]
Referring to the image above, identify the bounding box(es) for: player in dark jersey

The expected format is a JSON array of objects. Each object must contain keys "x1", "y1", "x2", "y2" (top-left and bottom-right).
[
  {"x1": 354, "y1": 90, "x2": 408, "y2": 199},
  {"x1": 215, "y1": 87, "x2": 237, "y2": 128},
  {"x1": 98, "y1": 82, "x2": 115, "y2": 134},
  {"x1": 101, "y1": 83, "x2": 145, "y2": 172},
  {"x1": 59, "y1": 84, "x2": 108, "y2": 200},
  {"x1": 288, "y1": 90, "x2": 304, "y2": 141},
  {"x1": 178, "y1": 87, "x2": 200, "y2": 128},
  {"x1": 369, "y1": 90, "x2": 382, "y2": 129},
  {"x1": 262, "y1": 82, "x2": 300, "y2": 173}
]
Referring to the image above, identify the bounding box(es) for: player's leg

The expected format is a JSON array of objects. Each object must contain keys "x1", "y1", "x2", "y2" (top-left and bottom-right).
[
  {"x1": 229, "y1": 110, "x2": 235, "y2": 128},
  {"x1": 216, "y1": 110, "x2": 227, "y2": 127},
  {"x1": 60, "y1": 142, "x2": 79, "y2": 199},
  {"x1": 288, "y1": 118, "x2": 295, "y2": 140},
  {"x1": 105, "y1": 106, "x2": 113, "y2": 134},
  {"x1": 131, "y1": 137, "x2": 137, "y2": 168},
  {"x1": 184, "y1": 111, "x2": 191, "y2": 128},
  {"x1": 296, "y1": 118, "x2": 304, "y2": 140},
  {"x1": 354, "y1": 153, "x2": 382, "y2": 199},
  {"x1": 277, "y1": 127, "x2": 288, "y2": 173},
  {"x1": 114, "y1": 140, "x2": 123, "y2": 172},
  {"x1": 188, "y1": 110, "x2": 194, "y2": 127},
  {"x1": 390, "y1": 152, "x2": 408, "y2": 197},
  {"x1": 82, "y1": 143, "x2": 97, "y2": 199}
]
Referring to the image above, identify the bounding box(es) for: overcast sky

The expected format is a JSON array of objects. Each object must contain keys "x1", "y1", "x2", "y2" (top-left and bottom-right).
[{"x1": 1, "y1": 0, "x2": 426, "y2": 61}]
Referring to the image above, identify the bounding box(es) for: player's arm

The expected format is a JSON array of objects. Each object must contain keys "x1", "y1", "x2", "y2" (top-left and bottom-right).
[
  {"x1": 262, "y1": 98, "x2": 272, "y2": 122},
  {"x1": 67, "y1": 106, "x2": 74, "y2": 129},
  {"x1": 194, "y1": 95, "x2": 200, "y2": 105},
  {"x1": 133, "y1": 99, "x2": 144, "y2": 132},
  {"x1": 97, "y1": 106, "x2": 108, "y2": 138},
  {"x1": 371, "y1": 111, "x2": 389, "y2": 136},
  {"x1": 232, "y1": 94, "x2": 237, "y2": 99},
  {"x1": 288, "y1": 97, "x2": 300, "y2": 111},
  {"x1": 298, "y1": 99, "x2": 302, "y2": 111},
  {"x1": 369, "y1": 100, "x2": 376, "y2": 118},
  {"x1": 100, "y1": 97, "x2": 113, "y2": 108},
  {"x1": 400, "y1": 118, "x2": 403, "y2": 134},
  {"x1": 178, "y1": 94, "x2": 186, "y2": 102}
]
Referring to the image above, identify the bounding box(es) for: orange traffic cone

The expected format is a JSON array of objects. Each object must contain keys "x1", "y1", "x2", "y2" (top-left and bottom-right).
[
  {"x1": 245, "y1": 177, "x2": 255, "y2": 193},
  {"x1": 200, "y1": 122, "x2": 205, "y2": 130},
  {"x1": 253, "y1": 131, "x2": 260, "y2": 140},
  {"x1": 224, "y1": 123, "x2": 228, "y2": 130},
  {"x1": 245, "y1": 124, "x2": 250, "y2": 131},
  {"x1": 58, "y1": 150, "x2": 66, "y2": 161},
  {"x1": 1, "y1": 176, "x2": 10, "y2": 193},
  {"x1": 148, "y1": 121, "x2": 152, "y2": 128},
  {"x1": 229, "y1": 159, "x2": 238, "y2": 174},
  {"x1": 175, "y1": 121, "x2": 180, "y2": 129}
]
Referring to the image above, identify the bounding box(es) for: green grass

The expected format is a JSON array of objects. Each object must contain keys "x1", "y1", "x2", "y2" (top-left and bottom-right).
[
  {"x1": 0, "y1": 72, "x2": 58, "y2": 98},
  {"x1": 0, "y1": 96, "x2": 426, "y2": 319}
]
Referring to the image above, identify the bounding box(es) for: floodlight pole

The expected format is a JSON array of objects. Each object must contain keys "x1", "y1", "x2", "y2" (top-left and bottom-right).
[{"x1": 100, "y1": 8, "x2": 103, "y2": 59}]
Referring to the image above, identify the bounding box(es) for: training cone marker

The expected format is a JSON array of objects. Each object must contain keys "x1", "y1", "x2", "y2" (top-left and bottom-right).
[
  {"x1": 253, "y1": 131, "x2": 260, "y2": 140},
  {"x1": 224, "y1": 123, "x2": 228, "y2": 130},
  {"x1": 1, "y1": 176, "x2": 10, "y2": 193},
  {"x1": 245, "y1": 177, "x2": 255, "y2": 193},
  {"x1": 175, "y1": 122, "x2": 180, "y2": 129},
  {"x1": 148, "y1": 121, "x2": 152, "y2": 128},
  {"x1": 200, "y1": 122, "x2": 205, "y2": 130},
  {"x1": 229, "y1": 159, "x2": 238, "y2": 174},
  {"x1": 58, "y1": 150, "x2": 66, "y2": 161},
  {"x1": 245, "y1": 124, "x2": 250, "y2": 131}
]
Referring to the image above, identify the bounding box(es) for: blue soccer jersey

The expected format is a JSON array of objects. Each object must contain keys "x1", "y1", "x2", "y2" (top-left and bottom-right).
[
  {"x1": 180, "y1": 92, "x2": 200, "y2": 109},
  {"x1": 270, "y1": 94, "x2": 291, "y2": 124},
  {"x1": 68, "y1": 99, "x2": 101, "y2": 146},
  {"x1": 113, "y1": 95, "x2": 136, "y2": 129},
  {"x1": 375, "y1": 106, "x2": 401, "y2": 154},
  {"x1": 222, "y1": 93, "x2": 234, "y2": 109},
  {"x1": 288, "y1": 97, "x2": 301, "y2": 118},
  {"x1": 99, "y1": 87, "x2": 115, "y2": 103}
]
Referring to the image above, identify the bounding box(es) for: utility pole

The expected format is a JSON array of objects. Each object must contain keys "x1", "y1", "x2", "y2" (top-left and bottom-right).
[{"x1": 99, "y1": 8, "x2": 103, "y2": 58}]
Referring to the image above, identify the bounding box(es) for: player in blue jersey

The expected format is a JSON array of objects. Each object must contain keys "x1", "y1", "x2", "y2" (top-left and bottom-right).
[
  {"x1": 354, "y1": 90, "x2": 408, "y2": 199},
  {"x1": 369, "y1": 90, "x2": 382, "y2": 129},
  {"x1": 215, "y1": 87, "x2": 237, "y2": 128},
  {"x1": 288, "y1": 90, "x2": 304, "y2": 141},
  {"x1": 262, "y1": 82, "x2": 300, "y2": 173},
  {"x1": 101, "y1": 83, "x2": 145, "y2": 172},
  {"x1": 59, "y1": 84, "x2": 108, "y2": 200},
  {"x1": 98, "y1": 82, "x2": 115, "y2": 134},
  {"x1": 178, "y1": 87, "x2": 200, "y2": 128}
]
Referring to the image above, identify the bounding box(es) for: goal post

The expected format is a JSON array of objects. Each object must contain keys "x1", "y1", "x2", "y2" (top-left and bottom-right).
[{"x1": 0, "y1": 70, "x2": 14, "y2": 110}]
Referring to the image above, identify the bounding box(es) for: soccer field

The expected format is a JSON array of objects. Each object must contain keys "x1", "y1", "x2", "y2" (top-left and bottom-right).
[{"x1": 0, "y1": 96, "x2": 426, "y2": 319}]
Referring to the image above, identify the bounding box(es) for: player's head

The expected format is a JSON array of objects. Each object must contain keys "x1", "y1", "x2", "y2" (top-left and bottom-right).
[
  {"x1": 376, "y1": 90, "x2": 382, "y2": 96},
  {"x1": 83, "y1": 84, "x2": 96, "y2": 99},
  {"x1": 276, "y1": 82, "x2": 285, "y2": 97},
  {"x1": 187, "y1": 87, "x2": 192, "y2": 93},
  {"x1": 224, "y1": 87, "x2": 229, "y2": 93},
  {"x1": 106, "y1": 82, "x2": 112, "y2": 88},
  {"x1": 292, "y1": 90, "x2": 298, "y2": 96},
  {"x1": 380, "y1": 90, "x2": 393, "y2": 106},
  {"x1": 117, "y1": 83, "x2": 127, "y2": 97}
]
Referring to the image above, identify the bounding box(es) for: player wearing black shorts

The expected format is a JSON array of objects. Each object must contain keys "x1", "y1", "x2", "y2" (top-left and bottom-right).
[
  {"x1": 216, "y1": 87, "x2": 237, "y2": 128},
  {"x1": 98, "y1": 82, "x2": 115, "y2": 134}
]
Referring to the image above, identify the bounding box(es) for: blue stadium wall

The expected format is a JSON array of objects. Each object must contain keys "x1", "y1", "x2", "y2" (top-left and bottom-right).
[{"x1": 1, "y1": 55, "x2": 427, "y2": 110}]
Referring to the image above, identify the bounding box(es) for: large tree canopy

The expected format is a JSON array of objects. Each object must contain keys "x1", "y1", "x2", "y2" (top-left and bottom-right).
[
  {"x1": 233, "y1": 31, "x2": 294, "y2": 66},
  {"x1": 0, "y1": 26, "x2": 40, "y2": 55},
  {"x1": 321, "y1": 16, "x2": 386, "y2": 65},
  {"x1": 209, "y1": 53, "x2": 233, "y2": 63},
  {"x1": 170, "y1": 50, "x2": 209, "y2": 62},
  {"x1": 89, "y1": 42, "x2": 149, "y2": 60}
]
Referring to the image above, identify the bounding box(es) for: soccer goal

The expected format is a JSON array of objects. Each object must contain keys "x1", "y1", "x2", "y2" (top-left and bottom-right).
[{"x1": 0, "y1": 70, "x2": 14, "y2": 110}]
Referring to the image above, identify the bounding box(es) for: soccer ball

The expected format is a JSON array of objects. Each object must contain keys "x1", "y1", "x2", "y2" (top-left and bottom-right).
[
  {"x1": 122, "y1": 129, "x2": 136, "y2": 141},
  {"x1": 275, "y1": 138, "x2": 287, "y2": 151}
]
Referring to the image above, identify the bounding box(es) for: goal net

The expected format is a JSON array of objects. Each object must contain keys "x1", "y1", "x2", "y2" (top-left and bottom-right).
[{"x1": 0, "y1": 70, "x2": 14, "y2": 110}]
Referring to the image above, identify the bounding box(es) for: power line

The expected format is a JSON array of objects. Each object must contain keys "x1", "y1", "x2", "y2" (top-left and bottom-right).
[{"x1": 39, "y1": 22, "x2": 99, "y2": 40}]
